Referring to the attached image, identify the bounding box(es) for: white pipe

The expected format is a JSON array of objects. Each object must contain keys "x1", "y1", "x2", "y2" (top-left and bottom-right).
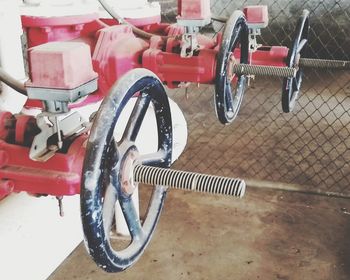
[
  {"x1": 21, "y1": 0, "x2": 161, "y2": 20},
  {"x1": 0, "y1": 0, "x2": 27, "y2": 113},
  {"x1": 97, "y1": 0, "x2": 161, "y2": 20},
  {"x1": 0, "y1": 193, "x2": 83, "y2": 280},
  {"x1": 23, "y1": 0, "x2": 74, "y2": 5},
  {"x1": 114, "y1": 0, "x2": 149, "y2": 10}
]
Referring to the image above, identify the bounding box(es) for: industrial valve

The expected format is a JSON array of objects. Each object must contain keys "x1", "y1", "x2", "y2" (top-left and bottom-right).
[
  {"x1": 1, "y1": 0, "x2": 350, "y2": 274},
  {"x1": 17, "y1": 0, "x2": 348, "y2": 127},
  {"x1": 0, "y1": 65, "x2": 246, "y2": 272},
  {"x1": 0, "y1": 1, "x2": 249, "y2": 268},
  {"x1": 214, "y1": 10, "x2": 249, "y2": 123},
  {"x1": 26, "y1": 41, "x2": 98, "y2": 161},
  {"x1": 214, "y1": 7, "x2": 310, "y2": 123},
  {"x1": 176, "y1": 0, "x2": 211, "y2": 57},
  {"x1": 81, "y1": 68, "x2": 246, "y2": 272},
  {"x1": 282, "y1": 10, "x2": 309, "y2": 112}
]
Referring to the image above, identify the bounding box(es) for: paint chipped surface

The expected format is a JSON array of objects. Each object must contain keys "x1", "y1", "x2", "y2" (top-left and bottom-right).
[{"x1": 84, "y1": 170, "x2": 101, "y2": 192}]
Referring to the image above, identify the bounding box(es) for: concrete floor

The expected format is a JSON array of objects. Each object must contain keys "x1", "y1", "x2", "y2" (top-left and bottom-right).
[
  {"x1": 49, "y1": 187, "x2": 350, "y2": 280},
  {"x1": 49, "y1": 74, "x2": 350, "y2": 280}
]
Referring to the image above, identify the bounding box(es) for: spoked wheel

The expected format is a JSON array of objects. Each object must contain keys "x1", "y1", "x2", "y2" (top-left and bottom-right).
[
  {"x1": 81, "y1": 69, "x2": 172, "y2": 272},
  {"x1": 215, "y1": 10, "x2": 249, "y2": 124},
  {"x1": 282, "y1": 10, "x2": 310, "y2": 113}
]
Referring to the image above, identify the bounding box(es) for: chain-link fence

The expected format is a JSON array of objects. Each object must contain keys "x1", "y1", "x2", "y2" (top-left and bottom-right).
[{"x1": 158, "y1": 0, "x2": 350, "y2": 197}]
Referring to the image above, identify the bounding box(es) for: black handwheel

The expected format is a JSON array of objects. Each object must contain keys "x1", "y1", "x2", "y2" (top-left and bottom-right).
[
  {"x1": 282, "y1": 10, "x2": 310, "y2": 113},
  {"x1": 81, "y1": 68, "x2": 172, "y2": 272},
  {"x1": 215, "y1": 10, "x2": 249, "y2": 124}
]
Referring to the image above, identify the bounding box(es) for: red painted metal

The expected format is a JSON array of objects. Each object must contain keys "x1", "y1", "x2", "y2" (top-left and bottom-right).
[
  {"x1": 21, "y1": 13, "x2": 100, "y2": 48},
  {"x1": 0, "y1": 112, "x2": 85, "y2": 197},
  {"x1": 0, "y1": 135, "x2": 86, "y2": 197},
  {"x1": 26, "y1": 42, "x2": 98, "y2": 89},
  {"x1": 142, "y1": 23, "x2": 184, "y2": 37},
  {"x1": 0, "y1": 179, "x2": 14, "y2": 200},
  {"x1": 142, "y1": 33, "x2": 288, "y2": 87},
  {"x1": 251, "y1": 46, "x2": 289, "y2": 66},
  {"x1": 0, "y1": 112, "x2": 15, "y2": 143},
  {"x1": 244, "y1": 6, "x2": 269, "y2": 27},
  {"x1": 92, "y1": 25, "x2": 148, "y2": 92},
  {"x1": 143, "y1": 47, "x2": 217, "y2": 87},
  {"x1": 22, "y1": 15, "x2": 106, "y2": 109},
  {"x1": 142, "y1": 29, "x2": 220, "y2": 87},
  {"x1": 24, "y1": 24, "x2": 148, "y2": 109},
  {"x1": 1, "y1": 4, "x2": 291, "y2": 200},
  {"x1": 234, "y1": 46, "x2": 289, "y2": 67},
  {"x1": 101, "y1": 15, "x2": 161, "y2": 28},
  {"x1": 14, "y1": 115, "x2": 37, "y2": 146},
  {"x1": 178, "y1": 0, "x2": 211, "y2": 20}
]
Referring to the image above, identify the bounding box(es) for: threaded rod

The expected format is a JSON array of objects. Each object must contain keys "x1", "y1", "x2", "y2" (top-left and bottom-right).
[
  {"x1": 232, "y1": 64, "x2": 296, "y2": 78},
  {"x1": 134, "y1": 165, "x2": 246, "y2": 198},
  {"x1": 232, "y1": 58, "x2": 350, "y2": 78},
  {"x1": 299, "y1": 58, "x2": 350, "y2": 69}
]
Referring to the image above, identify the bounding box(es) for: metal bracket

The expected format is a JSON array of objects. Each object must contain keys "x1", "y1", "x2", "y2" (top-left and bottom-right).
[
  {"x1": 29, "y1": 111, "x2": 88, "y2": 161},
  {"x1": 248, "y1": 28, "x2": 262, "y2": 52},
  {"x1": 26, "y1": 78, "x2": 98, "y2": 104},
  {"x1": 177, "y1": 18, "x2": 210, "y2": 58},
  {"x1": 179, "y1": 26, "x2": 200, "y2": 58}
]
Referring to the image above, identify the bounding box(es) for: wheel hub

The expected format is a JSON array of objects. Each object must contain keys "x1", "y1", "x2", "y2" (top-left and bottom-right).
[
  {"x1": 119, "y1": 145, "x2": 139, "y2": 196},
  {"x1": 227, "y1": 53, "x2": 237, "y2": 82}
]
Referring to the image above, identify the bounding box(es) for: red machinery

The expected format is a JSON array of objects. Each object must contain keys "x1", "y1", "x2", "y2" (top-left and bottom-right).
[{"x1": 0, "y1": 0, "x2": 313, "y2": 273}]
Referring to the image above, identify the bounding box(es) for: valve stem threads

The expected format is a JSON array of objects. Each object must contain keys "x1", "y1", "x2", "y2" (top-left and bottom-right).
[
  {"x1": 299, "y1": 58, "x2": 350, "y2": 69},
  {"x1": 232, "y1": 63, "x2": 297, "y2": 78},
  {"x1": 134, "y1": 165, "x2": 246, "y2": 198}
]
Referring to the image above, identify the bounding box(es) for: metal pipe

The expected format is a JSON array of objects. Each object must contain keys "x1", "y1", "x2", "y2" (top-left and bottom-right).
[
  {"x1": 211, "y1": 15, "x2": 228, "y2": 23},
  {"x1": 0, "y1": 67, "x2": 27, "y2": 96},
  {"x1": 98, "y1": 0, "x2": 180, "y2": 41}
]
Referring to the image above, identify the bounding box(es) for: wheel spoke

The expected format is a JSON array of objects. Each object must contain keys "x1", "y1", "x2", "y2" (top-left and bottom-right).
[
  {"x1": 296, "y1": 77, "x2": 302, "y2": 91},
  {"x1": 121, "y1": 94, "x2": 151, "y2": 143},
  {"x1": 102, "y1": 183, "x2": 118, "y2": 236},
  {"x1": 142, "y1": 185, "x2": 168, "y2": 233},
  {"x1": 225, "y1": 82, "x2": 233, "y2": 112},
  {"x1": 296, "y1": 38, "x2": 307, "y2": 54},
  {"x1": 230, "y1": 25, "x2": 242, "y2": 51},
  {"x1": 119, "y1": 195, "x2": 143, "y2": 240},
  {"x1": 139, "y1": 150, "x2": 167, "y2": 166},
  {"x1": 292, "y1": 77, "x2": 300, "y2": 91}
]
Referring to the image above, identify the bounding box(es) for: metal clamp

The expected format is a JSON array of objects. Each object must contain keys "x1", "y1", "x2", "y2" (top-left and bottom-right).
[{"x1": 30, "y1": 111, "x2": 88, "y2": 161}]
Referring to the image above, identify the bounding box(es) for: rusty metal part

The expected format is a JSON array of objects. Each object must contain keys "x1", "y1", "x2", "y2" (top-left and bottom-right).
[{"x1": 120, "y1": 146, "x2": 140, "y2": 195}]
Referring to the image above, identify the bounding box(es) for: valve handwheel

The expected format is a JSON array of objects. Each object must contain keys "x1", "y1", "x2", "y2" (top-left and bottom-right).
[
  {"x1": 81, "y1": 69, "x2": 247, "y2": 272},
  {"x1": 81, "y1": 68, "x2": 173, "y2": 272},
  {"x1": 282, "y1": 10, "x2": 310, "y2": 113},
  {"x1": 215, "y1": 10, "x2": 249, "y2": 124}
]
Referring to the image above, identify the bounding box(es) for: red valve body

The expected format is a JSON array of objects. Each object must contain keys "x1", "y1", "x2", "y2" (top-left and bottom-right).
[{"x1": 0, "y1": 5, "x2": 289, "y2": 199}]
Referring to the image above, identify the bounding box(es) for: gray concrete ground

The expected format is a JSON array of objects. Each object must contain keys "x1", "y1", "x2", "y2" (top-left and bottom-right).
[
  {"x1": 49, "y1": 187, "x2": 350, "y2": 280},
  {"x1": 49, "y1": 70, "x2": 350, "y2": 280}
]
